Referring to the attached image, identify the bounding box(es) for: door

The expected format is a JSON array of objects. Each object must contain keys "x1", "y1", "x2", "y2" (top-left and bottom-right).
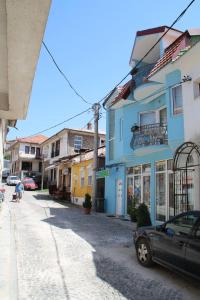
[
  {"x1": 152, "y1": 213, "x2": 198, "y2": 270},
  {"x1": 116, "y1": 179, "x2": 123, "y2": 216},
  {"x1": 185, "y1": 218, "x2": 200, "y2": 278}
]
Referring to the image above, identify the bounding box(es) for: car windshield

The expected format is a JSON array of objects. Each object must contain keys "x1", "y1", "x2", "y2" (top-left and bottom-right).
[
  {"x1": 24, "y1": 179, "x2": 34, "y2": 184},
  {"x1": 10, "y1": 176, "x2": 19, "y2": 180}
]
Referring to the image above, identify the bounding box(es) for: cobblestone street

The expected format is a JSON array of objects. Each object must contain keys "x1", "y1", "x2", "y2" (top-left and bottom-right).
[{"x1": 0, "y1": 186, "x2": 199, "y2": 300}]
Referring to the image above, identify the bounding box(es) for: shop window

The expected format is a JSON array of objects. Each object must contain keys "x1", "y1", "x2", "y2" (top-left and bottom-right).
[{"x1": 172, "y1": 85, "x2": 183, "y2": 115}]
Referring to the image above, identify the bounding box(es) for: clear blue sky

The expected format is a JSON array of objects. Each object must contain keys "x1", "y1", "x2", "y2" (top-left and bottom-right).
[{"x1": 7, "y1": 0, "x2": 200, "y2": 140}]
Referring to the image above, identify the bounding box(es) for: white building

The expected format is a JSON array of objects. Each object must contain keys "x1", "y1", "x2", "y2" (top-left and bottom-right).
[
  {"x1": 0, "y1": 0, "x2": 51, "y2": 181},
  {"x1": 9, "y1": 135, "x2": 48, "y2": 179}
]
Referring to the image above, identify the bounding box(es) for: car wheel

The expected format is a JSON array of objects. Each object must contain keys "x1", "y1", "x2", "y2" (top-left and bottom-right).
[{"x1": 136, "y1": 238, "x2": 154, "y2": 267}]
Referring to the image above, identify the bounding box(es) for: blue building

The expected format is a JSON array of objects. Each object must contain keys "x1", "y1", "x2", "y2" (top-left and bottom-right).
[{"x1": 104, "y1": 26, "x2": 200, "y2": 224}]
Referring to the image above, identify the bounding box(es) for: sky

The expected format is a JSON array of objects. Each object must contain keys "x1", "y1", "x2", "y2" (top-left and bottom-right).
[{"x1": 7, "y1": 0, "x2": 200, "y2": 140}]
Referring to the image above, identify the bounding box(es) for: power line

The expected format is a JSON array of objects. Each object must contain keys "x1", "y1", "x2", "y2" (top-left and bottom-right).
[
  {"x1": 42, "y1": 41, "x2": 92, "y2": 105},
  {"x1": 16, "y1": 0, "x2": 195, "y2": 139},
  {"x1": 102, "y1": 0, "x2": 196, "y2": 106},
  {"x1": 27, "y1": 108, "x2": 91, "y2": 138}
]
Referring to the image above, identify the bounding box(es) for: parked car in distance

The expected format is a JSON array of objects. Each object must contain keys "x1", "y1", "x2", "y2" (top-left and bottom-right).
[
  {"x1": 6, "y1": 175, "x2": 21, "y2": 186},
  {"x1": 134, "y1": 211, "x2": 200, "y2": 280},
  {"x1": 22, "y1": 178, "x2": 38, "y2": 190}
]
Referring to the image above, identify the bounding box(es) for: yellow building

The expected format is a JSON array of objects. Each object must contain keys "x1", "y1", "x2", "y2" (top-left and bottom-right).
[{"x1": 71, "y1": 147, "x2": 105, "y2": 206}]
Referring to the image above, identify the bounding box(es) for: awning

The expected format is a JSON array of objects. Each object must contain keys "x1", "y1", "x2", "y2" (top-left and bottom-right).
[{"x1": 45, "y1": 165, "x2": 56, "y2": 171}]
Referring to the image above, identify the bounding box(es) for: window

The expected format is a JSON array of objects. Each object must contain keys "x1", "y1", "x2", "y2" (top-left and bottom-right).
[
  {"x1": 74, "y1": 136, "x2": 82, "y2": 151},
  {"x1": 25, "y1": 146, "x2": 30, "y2": 154},
  {"x1": 126, "y1": 164, "x2": 151, "y2": 212},
  {"x1": 193, "y1": 81, "x2": 200, "y2": 99},
  {"x1": 172, "y1": 85, "x2": 183, "y2": 115},
  {"x1": 165, "y1": 214, "x2": 198, "y2": 237},
  {"x1": 109, "y1": 110, "x2": 115, "y2": 160},
  {"x1": 51, "y1": 143, "x2": 55, "y2": 157},
  {"x1": 31, "y1": 147, "x2": 35, "y2": 154},
  {"x1": 88, "y1": 165, "x2": 93, "y2": 186},
  {"x1": 22, "y1": 161, "x2": 32, "y2": 171},
  {"x1": 140, "y1": 111, "x2": 156, "y2": 126},
  {"x1": 55, "y1": 140, "x2": 60, "y2": 156},
  {"x1": 80, "y1": 167, "x2": 85, "y2": 187},
  {"x1": 119, "y1": 118, "x2": 123, "y2": 141},
  {"x1": 36, "y1": 147, "x2": 40, "y2": 158}
]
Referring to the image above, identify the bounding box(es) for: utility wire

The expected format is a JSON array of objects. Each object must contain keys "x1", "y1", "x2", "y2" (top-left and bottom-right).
[
  {"x1": 27, "y1": 108, "x2": 91, "y2": 138},
  {"x1": 102, "y1": 0, "x2": 196, "y2": 106},
  {"x1": 18, "y1": 0, "x2": 195, "y2": 139},
  {"x1": 42, "y1": 41, "x2": 92, "y2": 105}
]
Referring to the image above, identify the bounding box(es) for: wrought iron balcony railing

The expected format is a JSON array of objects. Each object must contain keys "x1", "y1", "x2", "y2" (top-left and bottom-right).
[{"x1": 130, "y1": 123, "x2": 168, "y2": 149}]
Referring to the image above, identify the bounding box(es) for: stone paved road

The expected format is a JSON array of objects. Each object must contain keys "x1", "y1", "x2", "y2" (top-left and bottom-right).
[{"x1": 0, "y1": 186, "x2": 199, "y2": 300}]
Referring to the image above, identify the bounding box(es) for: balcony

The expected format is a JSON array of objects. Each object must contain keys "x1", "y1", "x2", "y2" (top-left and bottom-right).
[{"x1": 130, "y1": 123, "x2": 168, "y2": 149}]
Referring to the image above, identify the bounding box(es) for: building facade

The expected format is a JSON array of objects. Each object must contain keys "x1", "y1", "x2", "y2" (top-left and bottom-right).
[
  {"x1": 104, "y1": 26, "x2": 200, "y2": 224},
  {"x1": 71, "y1": 147, "x2": 105, "y2": 206},
  {"x1": 41, "y1": 125, "x2": 105, "y2": 195},
  {"x1": 10, "y1": 135, "x2": 47, "y2": 179},
  {"x1": 0, "y1": 1, "x2": 51, "y2": 182}
]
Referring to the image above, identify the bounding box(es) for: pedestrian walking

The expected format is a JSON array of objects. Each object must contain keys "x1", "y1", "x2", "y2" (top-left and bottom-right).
[{"x1": 15, "y1": 181, "x2": 24, "y2": 203}]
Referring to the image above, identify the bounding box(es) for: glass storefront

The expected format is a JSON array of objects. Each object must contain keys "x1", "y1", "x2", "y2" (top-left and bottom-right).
[{"x1": 126, "y1": 164, "x2": 150, "y2": 214}]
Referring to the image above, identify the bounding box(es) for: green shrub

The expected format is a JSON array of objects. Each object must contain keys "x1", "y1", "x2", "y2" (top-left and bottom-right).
[
  {"x1": 127, "y1": 196, "x2": 138, "y2": 222},
  {"x1": 136, "y1": 203, "x2": 151, "y2": 227},
  {"x1": 83, "y1": 193, "x2": 92, "y2": 209}
]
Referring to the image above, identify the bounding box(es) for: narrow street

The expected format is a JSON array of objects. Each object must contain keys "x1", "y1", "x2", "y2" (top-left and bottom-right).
[{"x1": 0, "y1": 186, "x2": 199, "y2": 300}]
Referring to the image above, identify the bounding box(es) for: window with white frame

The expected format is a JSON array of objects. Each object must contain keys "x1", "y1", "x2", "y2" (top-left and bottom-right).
[
  {"x1": 119, "y1": 118, "x2": 123, "y2": 141},
  {"x1": 126, "y1": 164, "x2": 151, "y2": 214},
  {"x1": 193, "y1": 81, "x2": 200, "y2": 99},
  {"x1": 140, "y1": 111, "x2": 156, "y2": 126},
  {"x1": 80, "y1": 167, "x2": 85, "y2": 187},
  {"x1": 88, "y1": 164, "x2": 93, "y2": 186},
  {"x1": 172, "y1": 85, "x2": 183, "y2": 115},
  {"x1": 74, "y1": 136, "x2": 83, "y2": 150},
  {"x1": 155, "y1": 160, "x2": 173, "y2": 222}
]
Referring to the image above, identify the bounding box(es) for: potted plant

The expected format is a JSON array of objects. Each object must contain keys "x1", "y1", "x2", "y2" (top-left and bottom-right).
[
  {"x1": 136, "y1": 203, "x2": 152, "y2": 228},
  {"x1": 83, "y1": 193, "x2": 92, "y2": 214},
  {"x1": 127, "y1": 196, "x2": 138, "y2": 222}
]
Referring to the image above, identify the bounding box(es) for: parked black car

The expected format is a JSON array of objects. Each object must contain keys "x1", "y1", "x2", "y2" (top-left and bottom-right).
[{"x1": 134, "y1": 211, "x2": 200, "y2": 280}]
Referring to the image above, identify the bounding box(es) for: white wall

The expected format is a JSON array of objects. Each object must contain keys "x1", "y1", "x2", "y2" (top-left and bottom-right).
[{"x1": 181, "y1": 44, "x2": 200, "y2": 143}]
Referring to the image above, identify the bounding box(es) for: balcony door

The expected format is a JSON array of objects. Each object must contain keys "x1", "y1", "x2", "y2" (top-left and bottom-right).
[
  {"x1": 159, "y1": 108, "x2": 167, "y2": 125},
  {"x1": 140, "y1": 111, "x2": 156, "y2": 126}
]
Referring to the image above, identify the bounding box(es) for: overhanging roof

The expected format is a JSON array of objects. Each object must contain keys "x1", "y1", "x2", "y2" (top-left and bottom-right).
[{"x1": 0, "y1": 0, "x2": 51, "y2": 120}]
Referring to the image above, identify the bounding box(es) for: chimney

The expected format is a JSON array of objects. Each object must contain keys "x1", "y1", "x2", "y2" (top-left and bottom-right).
[{"x1": 87, "y1": 122, "x2": 92, "y2": 130}]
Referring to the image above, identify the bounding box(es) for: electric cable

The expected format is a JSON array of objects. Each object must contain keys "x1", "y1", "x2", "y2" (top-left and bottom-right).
[
  {"x1": 15, "y1": 0, "x2": 195, "y2": 139},
  {"x1": 102, "y1": 0, "x2": 196, "y2": 107},
  {"x1": 42, "y1": 41, "x2": 92, "y2": 105}
]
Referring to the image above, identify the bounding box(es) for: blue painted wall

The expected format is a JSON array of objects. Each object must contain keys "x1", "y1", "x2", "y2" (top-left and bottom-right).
[{"x1": 105, "y1": 69, "x2": 185, "y2": 224}]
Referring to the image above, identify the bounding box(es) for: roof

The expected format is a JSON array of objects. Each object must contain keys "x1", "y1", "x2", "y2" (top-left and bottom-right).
[
  {"x1": 16, "y1": 135, "x2": 48, "y2": 144},
  {"x1": 147, "y1": 31, "x2": 189, "y2": 78},
  {"x1": 41, "y1": 127, "x2": 105, "y2": 145},
  {"x1": 103, "y1": 80, "x2": 133, "y2": 107},
  {"x1": 136, "y1": 26, "x2": 182, "y2": 37}
]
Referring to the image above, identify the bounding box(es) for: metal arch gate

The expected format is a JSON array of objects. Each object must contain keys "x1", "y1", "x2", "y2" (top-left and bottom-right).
[{"x1": 173, "y1": 141, "x2": 200, "y2": 215}]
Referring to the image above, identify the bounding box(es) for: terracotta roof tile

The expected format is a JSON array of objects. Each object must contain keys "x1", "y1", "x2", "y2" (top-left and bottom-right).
[
  {"x1": 16, "y1": 135, "x2": 48, "y2": 144},
  {"x1": 147, "y1": 32, "x2": 188, "y2": 78},
  {"x1": 111, "y1": 80, "x2": 133, "y2": 105}
]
